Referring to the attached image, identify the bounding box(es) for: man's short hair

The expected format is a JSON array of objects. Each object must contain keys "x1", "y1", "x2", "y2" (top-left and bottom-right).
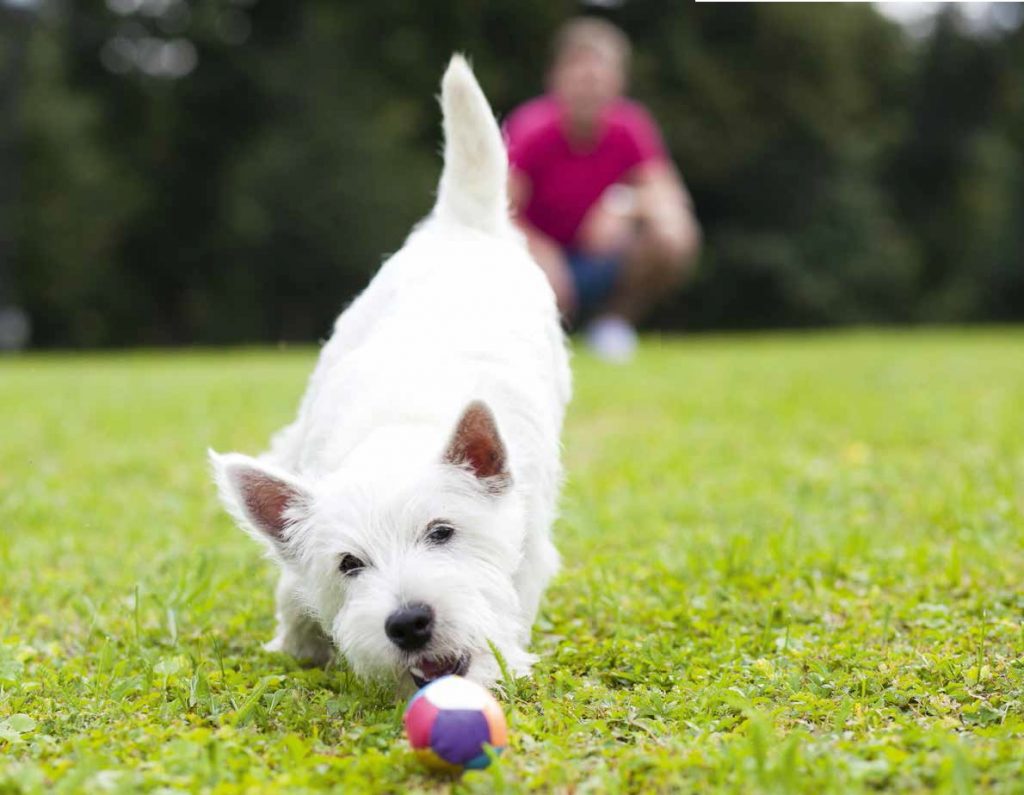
[{"x1": 552, "y1": 17, "x2": 632, "y2": 71}]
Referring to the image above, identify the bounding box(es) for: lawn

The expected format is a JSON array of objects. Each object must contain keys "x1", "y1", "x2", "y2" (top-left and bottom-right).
[{"x1": 2, "y1": 330, "x2": 1023, "y2": 793}]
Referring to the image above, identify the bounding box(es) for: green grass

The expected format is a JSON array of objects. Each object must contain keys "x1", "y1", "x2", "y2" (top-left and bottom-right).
[{"x1": 2, "y1": 330, "x2": 1024, "y2": 793}]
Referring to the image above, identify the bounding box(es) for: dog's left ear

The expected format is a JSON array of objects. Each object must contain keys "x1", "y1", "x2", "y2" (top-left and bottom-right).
[
  {"x1": 209, "y1": 450, "x2": 311, "y2": 558},
  {"x1": 443, "y1": 400, "x2": 511, "y2": 493}
]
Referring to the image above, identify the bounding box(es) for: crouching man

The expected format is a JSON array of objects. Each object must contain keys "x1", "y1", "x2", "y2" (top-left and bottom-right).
[{"x1": 506, "y1": 17, "x2": 701, "y2": 361}]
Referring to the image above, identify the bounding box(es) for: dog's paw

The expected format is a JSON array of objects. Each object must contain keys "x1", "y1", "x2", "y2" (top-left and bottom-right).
[
  {"x1": 466, "y1": 646, "x2": 536, "y2": 690},
  {"x1": 264, "y1": 633, "x2": 334, "y2": 667},
  {"x1": 509, "y1": 653, "x2": 537, "y2": 679}
]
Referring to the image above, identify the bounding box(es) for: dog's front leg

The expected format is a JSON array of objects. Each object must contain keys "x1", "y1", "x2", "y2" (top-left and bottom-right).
[{"x1": 264, "y1": 571, "x2": 334, "y2": 667}]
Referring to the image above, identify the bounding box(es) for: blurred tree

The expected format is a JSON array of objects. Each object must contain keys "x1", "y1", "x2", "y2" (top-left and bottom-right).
[
  {"x1": 620, "y1": 3, "x2": 919, "y2": 328},
  {"x1": 886, "y1": 8, "x2": 1018, "y2": 322},
  {"x1": 16, "y1": 8, "x2": 142, "y2": 346},
  {"x1": 0, "y1": 3, "x2": 27, "y2": 314}
]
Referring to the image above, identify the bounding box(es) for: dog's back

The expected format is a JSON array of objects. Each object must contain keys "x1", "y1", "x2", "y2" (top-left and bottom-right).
[{"x1": 279, "y1": 57, "x2": 570, "y2": 486}]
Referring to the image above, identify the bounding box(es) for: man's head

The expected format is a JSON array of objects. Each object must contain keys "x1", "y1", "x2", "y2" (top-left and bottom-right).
[{"x1": 548, "y1": 17, "x2": 631, "y2": 131}]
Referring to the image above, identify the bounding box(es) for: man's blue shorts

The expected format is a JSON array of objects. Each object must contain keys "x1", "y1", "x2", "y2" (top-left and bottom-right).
[{"x1": 567, "y1": 251, "x2": 622, "y2": 320}]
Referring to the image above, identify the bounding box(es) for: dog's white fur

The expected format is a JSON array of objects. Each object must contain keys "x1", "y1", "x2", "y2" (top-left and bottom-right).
[{"x1": 210, "y1": 56, "x2": 570, "y2": 689}]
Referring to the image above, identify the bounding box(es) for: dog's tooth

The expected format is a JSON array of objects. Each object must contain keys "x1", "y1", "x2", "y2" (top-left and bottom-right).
[{"x1": 410, "y1": 666, "x2": 425, "y2": 678}]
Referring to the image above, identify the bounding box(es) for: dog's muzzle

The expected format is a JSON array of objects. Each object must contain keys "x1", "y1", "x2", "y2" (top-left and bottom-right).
[{"x1": 409, "y1": 653, "x2": 471, "y2": 689}]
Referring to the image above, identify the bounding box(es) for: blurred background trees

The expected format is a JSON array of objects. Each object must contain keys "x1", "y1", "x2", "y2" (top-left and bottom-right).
[{"x1": 2, "y1": 0, "x2": 1023, "y2": 347}]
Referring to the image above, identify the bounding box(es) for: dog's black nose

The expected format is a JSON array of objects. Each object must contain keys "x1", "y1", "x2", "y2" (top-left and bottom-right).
[{"x1": 385, "y1": 603, "x2": 435, "y2": 651}]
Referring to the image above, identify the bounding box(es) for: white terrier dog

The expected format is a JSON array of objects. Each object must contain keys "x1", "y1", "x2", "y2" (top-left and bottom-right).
[{"x1": 210, "y1": 56, "x2": 571, "y2": 690}]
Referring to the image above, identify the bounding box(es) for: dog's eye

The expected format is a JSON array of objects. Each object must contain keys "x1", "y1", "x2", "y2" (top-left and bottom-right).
[
  {"x1": 426, "y1": 523, "x2": 455, "y2": 545},
  {"x1": 338, "y1": 554, "x2": 365, "y2": 576}
]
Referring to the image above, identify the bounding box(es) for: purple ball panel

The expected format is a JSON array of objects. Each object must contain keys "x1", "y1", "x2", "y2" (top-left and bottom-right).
[{"x1": 430, "y1": 709, "x2": 491, "y2": 765}]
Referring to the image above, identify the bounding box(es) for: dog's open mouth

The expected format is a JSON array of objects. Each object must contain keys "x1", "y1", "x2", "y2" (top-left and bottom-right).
[{"x1": 409, "y1": 653, "x2": 471, "y2": 689}]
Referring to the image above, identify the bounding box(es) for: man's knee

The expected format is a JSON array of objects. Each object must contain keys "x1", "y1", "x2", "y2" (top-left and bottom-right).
[
  {"x1": 642, "y1": 223, "x2": 701, "y2": 284},
  {"x1": 551, "y1": 272, "x2": 577, "y2": 318},
  {"x1": 577, "y1": 197, "x2": 634, "y2": 257}
]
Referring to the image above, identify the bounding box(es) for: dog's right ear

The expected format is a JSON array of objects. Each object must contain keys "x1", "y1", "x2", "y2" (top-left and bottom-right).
[
  {"x1": 209, "y1": 450, "x2": 311, "y2": 557},
  {"x1": 442, "y1": 401, "x2": 512, "y2": 494}
]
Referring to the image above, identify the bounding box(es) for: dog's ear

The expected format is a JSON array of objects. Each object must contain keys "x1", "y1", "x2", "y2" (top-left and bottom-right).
[
  {"x1": 209, "y1": 450, "x2": 311, "y2": 555},
  {"x1": 443, "y1": 401, "x2": 511, "y2": 493}
]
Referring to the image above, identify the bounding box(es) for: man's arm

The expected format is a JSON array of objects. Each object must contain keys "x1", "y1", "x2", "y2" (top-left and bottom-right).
[
  {"x1": 508, "y1": 168, "x2": 531, "y2": 218},
  {"x1": 630, "y1": 161, "x2": 702, "y2": 271},
  {"x1": 507, "y1": 167, "x2": 576, "y2": 315}
]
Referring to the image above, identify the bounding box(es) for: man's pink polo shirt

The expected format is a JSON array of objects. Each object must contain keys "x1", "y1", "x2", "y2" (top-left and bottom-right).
[{"x1": 504, "y1": 95, "x2": 668, "y2": 247}]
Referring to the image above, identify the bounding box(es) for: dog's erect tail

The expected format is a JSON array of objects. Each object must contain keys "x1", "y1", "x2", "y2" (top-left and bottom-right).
[{"x1": 435, "y1": 55, "x2": 508, "y2": 233}]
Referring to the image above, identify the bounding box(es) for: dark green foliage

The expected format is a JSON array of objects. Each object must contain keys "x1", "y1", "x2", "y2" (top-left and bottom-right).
[{"x1": 4, "y1": 2, "x2": 1024, "y2": 345}]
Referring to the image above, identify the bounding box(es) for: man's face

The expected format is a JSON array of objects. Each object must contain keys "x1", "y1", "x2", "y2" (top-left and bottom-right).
[{"x1": 549, "y1": 44, "x2": 625, "y2": 125}]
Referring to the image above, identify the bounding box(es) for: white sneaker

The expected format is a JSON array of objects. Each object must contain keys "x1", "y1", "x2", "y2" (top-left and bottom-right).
[{"x1": 585, "y1": 315, "x2": 637, "y2": 363}]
